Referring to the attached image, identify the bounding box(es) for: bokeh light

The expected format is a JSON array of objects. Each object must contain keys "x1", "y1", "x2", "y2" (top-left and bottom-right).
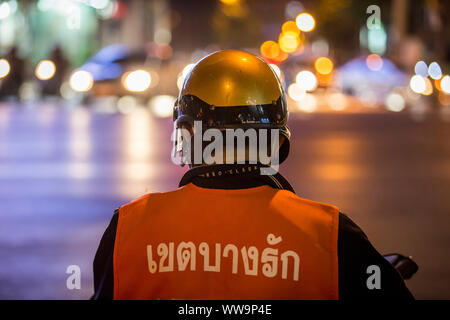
[
  {"x1": 314, "y1": 57, "x2": 334, "y2": 75},
  {"x1": 148, "y1": 95, "x2": 177, "y2": 118},
  {"x1": 155, "y1": 44, "x2": 173, "y2": 60},
  {"x1": 123, "y1": 70, "x2": 151, "y2": 92},
  {"x1": 422, "y1": 77, "x2": 433, "y2": 96},
  {"x1": 439, "y1": 91, "x2": 450, "y2": 106},
  {"x1": 154, "y1": 28, "x2": 172, "y2": 45},
  {"x1": 441, "y1": 75, "x2": 450, "y2": 94},
  {"x1": 428, "y1": 62, "x2": 442, "y2": 80},
  {"x1": 317, "y1": 72, "x2": 333, "y2": 87},
  {"x1": 414, "y1": 61, "x2": 428, "y2": 77},
  {"x1": 295, "y1": 13, "x2": 315, "y2": 32},
  {"x1": 288, "y1": 83, "x2": 306, "y2": 101},
  {"x1": 60, "y1": 82, "x2": 76, "y2": 100},
  {"x1": 18, "y1": 81, "x2": 39, "y2": 102},
  {"x1": 297, "y1": 93, "x2": 317, "y2": 112},
  {"x1": 366, "y1": 54, "x2": 383, "y2": 71},
  {"x1": 117, "y1": 95, "x2": 138, "y2": 114},
  {"x1": 285, "y1": 1, "x2": 304, "y2": 19},
  {"x1": 386, "y1": 92, "x2": 406, "y2": 112},
  {"x1": 0, "y1": 59, "x2": 10, "y2": 78},
  {"x1": 295, "y1": 70, "x2": 317, "y2": 92},
  {"x1": 35, "y1": 60, "x2": 56, "y2": 80},
  {"x1": 278, "y1": 31, "x2": 300, "y2": 53},
  {"x1": 70, "y1": 70, "x2": 94, "y2": 92},
  {"x1": 409, "y1": 75, "x2": 426, "y2": 94},
  {"x1": 260, "y1": 41, "x2": 280, "y2": 60},
  {"x1": 327, "y1": 92, "x2": 348, "y2": 111},
  {"x1": 272, "y1": 50, "x2": 289, "y2": 63},
  {"x1": 220, "y1": 0, "x2": 239, "y2": 4},
  {"x1": 311, "y1": 39, "x2": 329, "y2": 56},
  {"x1": 281, "y1": 21, "x2": 300, "y2": 35}
]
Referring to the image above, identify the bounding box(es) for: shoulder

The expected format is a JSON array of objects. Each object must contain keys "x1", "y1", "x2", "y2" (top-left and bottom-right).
[
  {"x1": 118, "y1": 186, "x2": 191, "y2": 216},
  {"x1": 118, "y1": 193, "x2": 152, "y2": 216},
  {"x1": 274, "y1": 189, "x2": 340, "y2": 215},
  {"x1": 122, "y1": 192, "x2": 152, "y2": 207},
  {"x1": 338, "y1": 212, "x2": 369, "y2": 241},
  {"x1": 269, "y1": 190, "x2": 340, "y2": 237}
]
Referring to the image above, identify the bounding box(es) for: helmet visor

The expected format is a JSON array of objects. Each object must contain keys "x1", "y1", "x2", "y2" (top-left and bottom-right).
[{"x1": 174, "y1": 94, "x2": 288, "y2": 129}]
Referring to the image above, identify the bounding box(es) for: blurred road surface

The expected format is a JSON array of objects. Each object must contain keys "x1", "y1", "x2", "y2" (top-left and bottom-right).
[{"x1": 0, "y1": 102, "x2": 449, "y2": 299}]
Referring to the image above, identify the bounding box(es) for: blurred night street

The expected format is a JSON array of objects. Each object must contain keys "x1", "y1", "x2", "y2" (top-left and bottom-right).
[
  {"x1": 1, "y1": 0, "x2": 450, "y2": 301},
  {"x1": 0, "y1": 103, "x2": 449, "y2": 299}
]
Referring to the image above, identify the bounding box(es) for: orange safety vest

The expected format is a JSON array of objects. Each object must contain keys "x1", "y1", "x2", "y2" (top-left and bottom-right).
[{"x1": 113, "y1": 183, "x2": 339, "y2": 299}]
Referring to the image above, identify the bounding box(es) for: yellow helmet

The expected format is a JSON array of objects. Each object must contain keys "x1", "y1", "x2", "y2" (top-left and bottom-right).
[{"x1": 173, "y1": 49, "x2": 290, "y2": 163}]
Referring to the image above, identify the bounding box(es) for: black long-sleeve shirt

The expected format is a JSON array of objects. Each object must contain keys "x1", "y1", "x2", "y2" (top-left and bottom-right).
[{"x1": 93, "y1": 165, "x2": 414, "y2": 300}]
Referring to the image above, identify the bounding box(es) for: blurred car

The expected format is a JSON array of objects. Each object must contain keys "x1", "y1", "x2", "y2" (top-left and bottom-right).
[
  {"x1": 72, "y1": 44, "x2": 183, "y2": 117},
  {"x1": 75, "y1": 44, "x2": 161, "y2": 99},
  {"x1": 335, "y1": 55, "x2": 408, "y2": 105}
]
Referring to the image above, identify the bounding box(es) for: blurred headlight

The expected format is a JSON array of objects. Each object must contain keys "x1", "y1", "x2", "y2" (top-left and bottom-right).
[
  {"x1": 35, "y1": 60, "x2": 56, "y2": 80},
  {"x1": 295, "y1": 13, "x2": 315, "y2": 32},
  {"x1": 122, "y1": 70, "x2": 151, "y2": 92},
  {"x1": 386, "y1": 92, "x2": 406, "y2": 112},
  {"x1": 295, "y1": 70, "x2": 317, "y2": 92},
  {"x1": 70, "y1": 70, "x2": 94, "y2": 92},
  {"x1": 441, "y1": 75, "x2": 450, "y2": 95},
  {"x1": 279, "y1": 31, "x2": 300, "y2": 53},
  {"x1": 288, "y1": 83, "x2": 306, "y2": 102},
  {"x1": 315, "y1": 57, "x2": 334, "y2": 75},
  {"x1": 0, "y1": 58, "x2": 10, "y2": 78},
  {"x1": 409, "y1": 75, "x2": 426, "y2": 94},
  {"x1": 428, "y1": 62, "x2": 442, "y2": 80},
  {"x1": 148, "y1": 95, "x2": 176, "y2": 118}
]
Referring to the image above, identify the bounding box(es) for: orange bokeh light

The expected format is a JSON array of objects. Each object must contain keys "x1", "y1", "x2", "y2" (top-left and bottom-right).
[
  {"x1": 260, "y1": 41, "x2": 280, "y2": 60},
  {"x1": 314, "y1": 57, "x2": 334, "y2": 75},
  {"x1": 282, "y1": 21, "x2": 300, "y2": 36},
  {"x1": 278, "y1": 32, "x2": 300, "y2": 53}
]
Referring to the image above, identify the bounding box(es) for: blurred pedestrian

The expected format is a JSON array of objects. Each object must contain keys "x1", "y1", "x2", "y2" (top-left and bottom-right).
[
  {"x1": 0, "y1": 46, "x2": 25, "y2": 99},
  {"x1": 40, "y1": 45, "x2": 69, "y2": 97}
]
